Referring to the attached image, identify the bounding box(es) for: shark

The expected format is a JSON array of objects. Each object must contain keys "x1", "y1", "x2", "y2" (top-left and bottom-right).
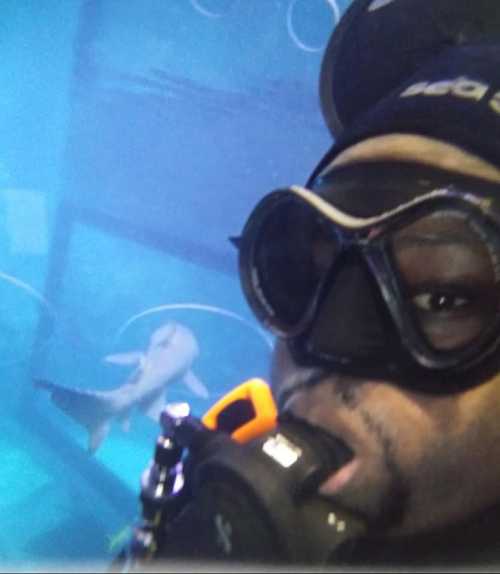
[{"x1": 35, "y1": 321, "x2": 209, "y2": 453}]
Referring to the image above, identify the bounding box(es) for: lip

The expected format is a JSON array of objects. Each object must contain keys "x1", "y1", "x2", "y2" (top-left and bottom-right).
[
  {"x1": 278, "y1": 367, "x2": 365, "y2": 497},
  {"x1": 307, "y1": 420, "x2": 359, "y2": 497},
  {"x1": 319, "y1": 457, "x2": 361, "y2": 496}
]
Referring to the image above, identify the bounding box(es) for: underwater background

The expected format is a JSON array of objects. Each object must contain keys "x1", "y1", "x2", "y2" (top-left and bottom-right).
[{"x1": 0, "y1": 0, "x2": 345, "y2": 569}]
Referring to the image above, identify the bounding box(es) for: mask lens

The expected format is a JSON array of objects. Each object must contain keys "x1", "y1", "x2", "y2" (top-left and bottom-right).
[
  {"x1": 392, "y1": 210, "x2": 500, "y2": 352},
  {"x1": 248, "y1": 194, "x2": 340, "y2": 332}
]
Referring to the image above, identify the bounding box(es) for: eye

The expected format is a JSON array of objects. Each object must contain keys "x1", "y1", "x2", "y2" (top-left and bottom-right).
[{"x1": 412, "y1": 292, "x2": 470, "y2": 313}]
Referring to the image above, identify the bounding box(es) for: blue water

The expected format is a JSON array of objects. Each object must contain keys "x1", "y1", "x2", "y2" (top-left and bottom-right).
[{"x1": 0, "y1": 0, "x2": 346, "y2": 569}]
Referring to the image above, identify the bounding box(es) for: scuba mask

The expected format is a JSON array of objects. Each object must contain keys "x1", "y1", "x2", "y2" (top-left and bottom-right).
[{"x1": 238, "y1": 162, "x2": 500, "y2": 393}]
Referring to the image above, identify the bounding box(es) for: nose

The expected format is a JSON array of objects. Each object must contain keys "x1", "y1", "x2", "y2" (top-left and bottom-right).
[
  {"x1": 281, "y1": 378, "x2": 360, "y2": 468},
  {"x1": 272, "y1": 338, "x2": 366, "y2": 411},
  {"x1": 283, "y1": 374, "x2": 365, "y2": 425}
]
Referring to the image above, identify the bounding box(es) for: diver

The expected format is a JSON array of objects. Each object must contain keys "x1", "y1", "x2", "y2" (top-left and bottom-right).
[
  {"x1": 122, "y1": 0, "x2": 500, "y2": 568},
  {"x1": 235, "y1": 0, "x2": 500, "y2": 564}
]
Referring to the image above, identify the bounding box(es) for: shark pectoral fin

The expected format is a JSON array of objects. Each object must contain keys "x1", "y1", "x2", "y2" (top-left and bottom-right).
[
  {"x1": 89, "y1": 421, "x2": 111, "y2": 454},
  {"x1": 104, "y1": 351, "x2": 145, "y2": 366},
  {"x1": 183, "y1": 370, "x2": 209, "y2": 399},
  {"x1": 139, "y1": 391, "x2": 166, "y2": 422}
]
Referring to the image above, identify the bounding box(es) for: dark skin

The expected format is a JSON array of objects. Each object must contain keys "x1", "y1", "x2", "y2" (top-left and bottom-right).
[
  {"x1": 270, "y1": 135, "x2": 500, "y2": 538},
  {"x1": 393, "y1": 213, "x2": 497, "y2": 350}
]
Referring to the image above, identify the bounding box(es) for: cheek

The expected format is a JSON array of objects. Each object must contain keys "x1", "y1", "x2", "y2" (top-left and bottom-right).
[
  {"x1": 353, "y1": 384, "x2": 439, "y2": 462},
  {"x1": 378, "y1": 391, "x2": 471, "y2": 483},
  {"x1": 393, "y1": 382, "x2": 500, "y2": 525},
  {"x1": 361, "y1": 379, "x2": 500, "y2": 464},
  {"x1": 442, "y1": 381, "x2": 500, "y2": 475}
]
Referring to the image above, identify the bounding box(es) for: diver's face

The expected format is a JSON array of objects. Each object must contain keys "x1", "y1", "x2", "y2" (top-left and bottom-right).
[{"x1": 271, "y1": 136, "x2": 500, "y2": 536}]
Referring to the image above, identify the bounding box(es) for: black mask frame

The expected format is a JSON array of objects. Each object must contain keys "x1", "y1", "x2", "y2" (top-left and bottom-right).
[{"x1": 238, "y1": 163, "x2": 500, "y2": 393}]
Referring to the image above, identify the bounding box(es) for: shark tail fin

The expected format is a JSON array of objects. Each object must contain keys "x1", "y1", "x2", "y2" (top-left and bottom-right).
[{"x1": 34, "y1": 379, "x2": 113, "y2": 453}]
